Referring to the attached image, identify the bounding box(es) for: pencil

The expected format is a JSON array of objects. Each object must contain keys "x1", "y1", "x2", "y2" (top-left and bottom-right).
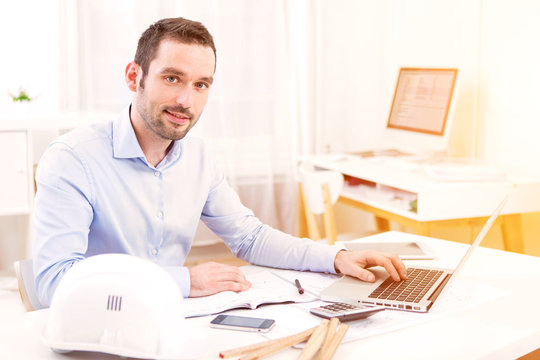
[
  {"x1": 297, "y1": 319, "x2": 330, "y2": 360},
  {"x1": 317, "y1": 322, "x2": 349, "y2": 360},
  {"x1": 270, "y1": 272, "x2": 319, "y2": 297},
  {"x1": 219, "y1": 326, "x2": 316, "y2": 359},
  {"x1": 295, "y1": 279, "x2": 305, "y2": 294}
]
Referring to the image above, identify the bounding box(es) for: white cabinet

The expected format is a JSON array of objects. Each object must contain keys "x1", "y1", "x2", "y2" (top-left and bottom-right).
[{"x1": 0, "y1": 131, "x2": 32, "y2": 216}]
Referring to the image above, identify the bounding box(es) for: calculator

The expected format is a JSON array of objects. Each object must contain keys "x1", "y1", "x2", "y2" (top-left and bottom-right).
[{"x1": 309, "y1": 302, "x2": 385, "y2": 322}]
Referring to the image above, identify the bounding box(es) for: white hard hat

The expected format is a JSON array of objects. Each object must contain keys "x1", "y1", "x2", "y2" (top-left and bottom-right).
[{"x1": 42, "y1": 254, "x2": 206, "y2": 359}]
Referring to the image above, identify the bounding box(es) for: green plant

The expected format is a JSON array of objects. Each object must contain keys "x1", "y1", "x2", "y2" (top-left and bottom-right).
[
  {"x1": 9, "y1": 87, "x2": 32, "y2": 102},
  {"x1": 409, "y1": 199, "x2": 418, "y2": 213}
]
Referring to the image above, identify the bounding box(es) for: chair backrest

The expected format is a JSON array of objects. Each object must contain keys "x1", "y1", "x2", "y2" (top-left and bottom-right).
[
  {"x1": 298, "y1": 164, "x2": 344, "y2": 244},
  {"x1": 13, "y1": 259, "x2": 45, "y2": 311},
  {"x1": 299, "y1": 164, "x2": 343, "y2": 214}
]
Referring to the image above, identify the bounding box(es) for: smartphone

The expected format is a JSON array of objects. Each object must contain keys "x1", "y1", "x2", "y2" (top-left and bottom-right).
[{"x1": 209, "y1": 314, "x2": 276, "y2": 333}]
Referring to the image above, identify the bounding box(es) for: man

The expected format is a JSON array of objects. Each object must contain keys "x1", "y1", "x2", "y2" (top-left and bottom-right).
[{"x1": 33, "y1": 17, "x2": 407, "y2": 306}]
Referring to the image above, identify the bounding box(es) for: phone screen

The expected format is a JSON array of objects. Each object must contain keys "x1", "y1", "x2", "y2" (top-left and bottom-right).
[{"x1": 210, "y1": 315, "x2": 275, "y2": 332}]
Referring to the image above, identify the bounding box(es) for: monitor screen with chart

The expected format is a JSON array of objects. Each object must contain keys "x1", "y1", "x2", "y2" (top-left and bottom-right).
[{"x1": 383, "y1": 67, "x2": 458, "y2": 154}]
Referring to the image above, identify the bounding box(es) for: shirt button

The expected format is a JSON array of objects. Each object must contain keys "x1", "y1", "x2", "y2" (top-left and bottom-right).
[
  {"x1": 151, "y1": 248, "x2": 158, "y2": 256},
  {"x1": 157, "y1": 211, "x2": 163, "y2": 219},
  {"x1": 154, "y1": 171, "x2": 160, "y2": 177}
]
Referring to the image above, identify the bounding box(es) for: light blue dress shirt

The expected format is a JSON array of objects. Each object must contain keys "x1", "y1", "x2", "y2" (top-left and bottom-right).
[{"x1": 33, "y1": 106, "x2": 342, "y2": 306}]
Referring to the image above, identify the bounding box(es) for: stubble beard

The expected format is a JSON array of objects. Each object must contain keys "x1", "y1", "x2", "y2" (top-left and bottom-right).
[{"x1": 136, "y1": 89, "x2": 197, "y2": 142}]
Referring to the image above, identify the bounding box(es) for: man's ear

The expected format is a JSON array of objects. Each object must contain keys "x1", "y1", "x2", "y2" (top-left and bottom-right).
[{"x1": 125, "y1": 62, "x2": 141, "y2": 92}]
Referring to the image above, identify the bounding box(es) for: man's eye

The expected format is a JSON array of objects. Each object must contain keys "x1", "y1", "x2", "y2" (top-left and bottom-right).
[
  {"x1": 196, "y1": 83, "x2": 208, "y2": 89},
  {"x1": 165, "y1": 76, "x2": 178, "y2": 83}
]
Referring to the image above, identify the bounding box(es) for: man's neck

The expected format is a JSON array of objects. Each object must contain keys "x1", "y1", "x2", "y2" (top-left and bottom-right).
[{"x1": 139, "y1": 139, "x2": 173, "y2": 167}]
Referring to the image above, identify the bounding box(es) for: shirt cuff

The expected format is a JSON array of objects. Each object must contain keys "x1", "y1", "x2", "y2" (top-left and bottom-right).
[
  {"x1": 164, "y1": 265, "x2": 191, "y2": 297},
  {"x1": 309, "y1": 242, "x2": 348, "y2": 274}
]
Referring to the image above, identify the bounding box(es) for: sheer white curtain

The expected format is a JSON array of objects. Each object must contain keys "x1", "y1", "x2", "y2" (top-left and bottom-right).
[{"x1": 60, "y1": 0, "x2": 317, "y2": 238}]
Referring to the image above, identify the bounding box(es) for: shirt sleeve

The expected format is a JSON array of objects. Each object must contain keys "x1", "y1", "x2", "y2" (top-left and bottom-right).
[
  {"x1": 163, "y1": 266, "x2": 191, "y2": 297},
  {"x1": 201, "y1": 173, "x2": 345, "y2": 275},
  {"x1": 33, "y1": 143, "x2": 94, "y2": 307}
]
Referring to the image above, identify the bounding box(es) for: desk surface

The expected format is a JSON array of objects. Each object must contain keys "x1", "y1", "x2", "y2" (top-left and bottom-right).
[{"x1": 1, "y1": 237, "x2": 540, "y2": 359}]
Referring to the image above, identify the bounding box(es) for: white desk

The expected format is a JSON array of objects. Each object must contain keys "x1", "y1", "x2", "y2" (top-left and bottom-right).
[
  {"x1": 2, "y1": 237, "x2": 540, "y2": 359},
  {"x1": 306, "y1": 154, "x2": 540, "y2": 253}
]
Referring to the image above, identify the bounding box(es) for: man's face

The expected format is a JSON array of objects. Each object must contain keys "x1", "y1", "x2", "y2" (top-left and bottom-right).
[{"x1": 133, "y1": 39, "x2": 215, "y2": 141}]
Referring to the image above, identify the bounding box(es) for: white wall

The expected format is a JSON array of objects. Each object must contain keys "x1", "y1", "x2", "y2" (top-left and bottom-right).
[
  {"x1": 316, "y1": 0, "x2": 540, "y2": 171},
  {"x1": 478, "y1": 1, "x2": 540, "y2": 170},
  {"x1": 316, "y1": 0, "x2": 481, "y2": 157},
  {"x1": 315, "y1": 1, "x2": 388, "y2": 154},
  {"x1": 0, "y1": 0, "x2": 60, "y2": 116}
]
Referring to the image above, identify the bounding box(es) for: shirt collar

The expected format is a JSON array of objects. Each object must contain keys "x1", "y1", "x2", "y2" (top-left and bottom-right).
[
  {"x1": 112, "y1": 105, "x2": 183, "y2": 169},
  {"x1": 160, "y1": 137, "x2": 182, "y2": 169},
  {"x1": 113, "y1": 105, "x2": 146, "y2": 159}
]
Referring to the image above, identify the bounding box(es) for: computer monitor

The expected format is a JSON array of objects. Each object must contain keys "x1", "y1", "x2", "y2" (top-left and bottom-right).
[{"x1": 382, "y1": 67, "x2": 458, "y2": 155}]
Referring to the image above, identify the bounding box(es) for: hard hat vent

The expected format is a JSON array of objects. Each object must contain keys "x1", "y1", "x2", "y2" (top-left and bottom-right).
[{"x1": 106, "y1": 295, "x2": 122, "y2": 312}]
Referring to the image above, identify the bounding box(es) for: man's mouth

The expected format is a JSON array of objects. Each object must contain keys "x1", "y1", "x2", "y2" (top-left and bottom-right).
[{"x1": 164, "y1": 109, "x2": 190, "y2": 125}]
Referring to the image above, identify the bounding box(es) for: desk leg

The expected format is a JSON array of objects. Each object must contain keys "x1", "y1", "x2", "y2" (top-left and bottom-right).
[
  {"x1": 375, "y1": 216, "x2": 390, "y2": 232},
  {"x1": 500, "y1": 214, "x2": 525, "y2": 254}
]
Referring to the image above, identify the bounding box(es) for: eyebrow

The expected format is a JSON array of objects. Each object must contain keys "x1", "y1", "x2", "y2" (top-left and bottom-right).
[{"x1": 159, "y1": 67, "x2": 214, "y2": 85}]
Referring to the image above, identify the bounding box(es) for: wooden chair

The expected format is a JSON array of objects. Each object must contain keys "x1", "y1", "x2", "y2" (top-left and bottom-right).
[
  {"x1": 13, "y1": 259, "x2": 45, "y2": 311},
  {"x1": 298, "y1": 164, "x2": 344, "y2": 245}
]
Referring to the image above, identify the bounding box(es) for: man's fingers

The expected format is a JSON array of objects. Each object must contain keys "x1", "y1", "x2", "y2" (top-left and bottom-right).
[
  {"x1": 215, "y1": 267, "x2": 249, "y2": 283},
  {"x1": 389, "y1": 254, "x2": 408, "y2": 279},
  {"x1": 212, "y1": 270, "x2": 252, "y2": 293},
  {"x1": 367, "y1": 253, "x2": 399, "y2": 281},
  {"x1": 189, "y1": 261, "x2": 252, "y2": 297},
  {"x1": 201, "y1": 261, "x2": 250, "y2": 284},
  {"x1": 354, "y1": 268, "x2": 376, "y2": 282},
  {"x1": 363, "y1": 251, "x2": 407, "y2": 282},
  {"x1": 334, "y1": 250, "x2": 408, "y2": 284},
  {"x1": 215, "y1": 270, "x2": 252, "y2": 289},
  {"x1": 215, "y1": 280, "x2": 251, "y2": 293}
]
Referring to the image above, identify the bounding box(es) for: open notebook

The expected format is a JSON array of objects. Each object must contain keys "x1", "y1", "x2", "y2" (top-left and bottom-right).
[{"x1": 184, "y1": 271, "x2": 317, "y2": 318}]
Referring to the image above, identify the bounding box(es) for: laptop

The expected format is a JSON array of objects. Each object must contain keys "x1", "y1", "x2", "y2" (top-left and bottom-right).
[{"x1": 321, "y1": 192, "x2": 510, "y2": 313}]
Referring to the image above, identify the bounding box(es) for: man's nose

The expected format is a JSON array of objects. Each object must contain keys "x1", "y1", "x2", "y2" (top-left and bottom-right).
[{"x1": 175, "y1": 86, "x2": 193, "y2": 108}]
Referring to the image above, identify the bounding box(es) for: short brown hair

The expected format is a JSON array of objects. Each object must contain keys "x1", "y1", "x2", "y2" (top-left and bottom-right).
[{"x1": 134, "y1": 17, "x2": 216, "y2": 87}]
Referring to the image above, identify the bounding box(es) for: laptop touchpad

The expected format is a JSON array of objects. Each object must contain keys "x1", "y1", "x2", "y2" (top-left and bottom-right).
[{"x1": 321, "y1": 267, "x2": 387, "y2": 300}]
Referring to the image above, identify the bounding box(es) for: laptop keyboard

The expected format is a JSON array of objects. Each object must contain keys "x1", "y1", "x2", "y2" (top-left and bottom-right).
[{"x1": 368, "y1": 268, "x2": 444, "y2": 303}]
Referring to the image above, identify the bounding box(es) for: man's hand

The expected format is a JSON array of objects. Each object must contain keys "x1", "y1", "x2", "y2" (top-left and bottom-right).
[
  {"x1": 334, "y1": 250, "x2": 407, "y2": 282},
  {"x1": 189, "y1": 261, "x2": 251, "y2": 297}
]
